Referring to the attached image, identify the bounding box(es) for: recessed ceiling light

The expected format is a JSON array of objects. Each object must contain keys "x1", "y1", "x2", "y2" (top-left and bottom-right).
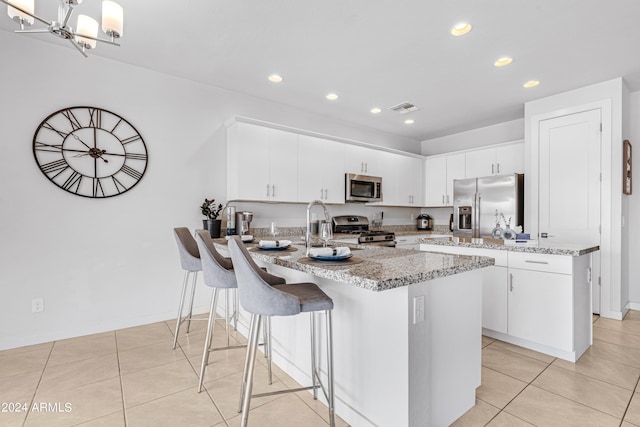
[
  {"x1": 451, "y1": 22, "x2": 472, "y2": 36},
  {"x1": 326, "y1": 93, "x2": 339, "y2": 101},
  {"x1": 370, "y1": 107, "x2": 382, "y2": 114},
  {"x1": 523, "y1": 80, "x2": 540, "y2": 88},
  {"x1": 268, "y1": 74, "x2": 283, "y2": 83},
  {"x1": 404, "y1": 119, "x2": 415, "y2": 125},
  {"x1": 494, "y1": 57, "x2": 513, "y2": 67}
]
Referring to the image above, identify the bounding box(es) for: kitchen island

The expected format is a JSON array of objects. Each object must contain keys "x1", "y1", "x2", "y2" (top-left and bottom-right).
[
  {"x1": 420, "y1": 237, "x2": 599, "y2": 362},
  {"x1": 215, "y1": 239, "x2": 493, "y2": 427}
]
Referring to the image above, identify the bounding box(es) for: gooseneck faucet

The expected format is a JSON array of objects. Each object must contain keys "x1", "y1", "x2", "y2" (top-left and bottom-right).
[{"x1": 305, "y1": 200, "x2": 331, "y2": 255}]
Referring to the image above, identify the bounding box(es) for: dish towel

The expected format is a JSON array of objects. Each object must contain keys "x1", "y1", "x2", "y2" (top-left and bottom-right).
[
  {"x1": 308, "y1": 247, "x2": 351, "y2": 257},
  {"x1": 258, "y1": 240, "x2": 292, "y2": 248}
]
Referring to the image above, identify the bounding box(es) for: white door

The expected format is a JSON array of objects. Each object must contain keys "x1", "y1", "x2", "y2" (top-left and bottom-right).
[{"x1": 538, "y1": 109, "x2": 601, "y2": 313}]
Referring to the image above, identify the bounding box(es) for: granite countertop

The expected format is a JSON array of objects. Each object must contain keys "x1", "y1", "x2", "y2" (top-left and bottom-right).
[
  {"x1": 215, "y1": 238, "x2": 494, "y2": 292},
  {"x1": 419, "y1": 236, "x2": 599, "y2": 257}
]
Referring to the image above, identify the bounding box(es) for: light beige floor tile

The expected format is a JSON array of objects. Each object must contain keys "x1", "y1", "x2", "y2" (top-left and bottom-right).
[
  {"x1": 203, "y1": 363, "x2": 288, "y2": 420},
  {"x1": 625, "y1": 392, "x2": 640, "y2": 426},
  {"x1": 504, "y1": 385, "x2": 620, "y2": 427},
  {"x1": 47, "y1": 334, "x2": 117, "y2": 367},
  {"x1": 166, "y1": 313, "x2": 212, "y2": 336},
  {"x1": 489, "y1": 340, "x2": 556, "y2": 364},
  {"x1": 593, "y1": 325, "x2": 640, "y2": 350},
  {"x1": 623, "y1": 422, "x2": 639, "y2": 427},
  {"x1": 552, "y1": 350, "x2": 640, "y2": 390},
  {"x1": 486, "y1": 411, "x2": 535, "y2": 426},
  {"x1": 38, "y1": 353, "x2": 119, "y2": 394},
  {"x1": 587, "y1": 338, "x2": 640, "y2": 368},
  {"x1": 482, "y1": 336, "x2": 496, "y2": 347},
  {"x1": 187, "y1": 346, "x2": 247, "y2": 384},
  {"x1": 25, "y1": 376, "x2": 123, "y2": 427},
  {"x1": 125, "y1": 387, "x2": 224, "y2": 427},
  {"x1": 0, "y1": 372, "x2": 40, "y2": 427},
  {"x1": 532, "y1": 365, "x2": 632, "y2": 418},
  {"x1": 120, "y1": 358, "x2": 197, "y2": 408},
  {"x1": 0, "y1": 349, "x2": 50, "y2": 380},
  {"x1": 0, "y1": 342, "x2": 53, "y2": 359},
  {"x1": 226, "y1": 394, "x2": 330, "y2": 427},
  {"x1": 450, "y1": 399, "x2": 500, "y2": 427},
  {"x1": 476, "y1": 367, "x2": 528, "y2": 409},
  {"x1": 115, "y1": 322, "x2": 174, "y2": 352},
  {"x1": 75, "y1": 410, "x2": 125, "y2": 426},
  {"x1": 594, "y1": 316, "x2": 640, "y2": 337},
  {"x1": 592, "y1": 314, "x2": 600, "y2": 323},
  {"x1": 118, "y1": 341, "x2": 187, "y2": 375},
  {"x1": 482, "y1": 345, "x2": 549, "y2": 383},
  {"x1": 54, "y1": 331, "x2": 115, "y2": 345},
  {"x1": 179, "y1": 329, "x2": 244, "y2": 359}
]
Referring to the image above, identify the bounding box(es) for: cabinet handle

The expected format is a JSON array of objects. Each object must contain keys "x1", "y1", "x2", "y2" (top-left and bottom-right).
[
  {"x1": 320, "y1": 189, "x2": 324, "y2": 199},
  {"x1": 442, "y1": 195, "x2": 445, "y2": 205},
  {"x1": 525, "y1": 260, "x2": 549, "y2": 264},
  {"x1": 324, "y1": 188, "x2": 328, "y2": 199},
  {"x1": 272, "y1": 184, "x2": 275, "y2": 197},
  {"x1": 266, "y1": 184, "x2": 270, "y2": 197},
  {"x1": 496, "y1": 163, "x2": 500, "y2": 174},
  {"x1": 361, "y1": 162, "x2": 364, "y2": 172},
  {"x1": 509, "y1": 273, "x2": 514, "y2": 291},
  {"x1": 492, "y1": 164, "x2": 495, "y2": 174},
  {"x1": 446, "y1": 194, "x2": 450, "y2": 205},
  {"x1": 365, "y1": 162, "x2": 368, "y2": 173}
]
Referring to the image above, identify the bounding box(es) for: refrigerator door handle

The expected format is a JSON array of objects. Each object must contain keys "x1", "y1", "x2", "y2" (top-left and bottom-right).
[{"x1": 475, "y1": 193, "x2": 481, "y2": 238}]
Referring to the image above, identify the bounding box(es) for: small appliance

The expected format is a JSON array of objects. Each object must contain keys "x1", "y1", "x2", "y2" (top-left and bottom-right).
[
  {"x1": 332, "y1": 215, "x2": 395, "y2": 247},
  {"x1": 345, "y1": 173, "x2": 382, "y2": 203},
  {"x1": 235, "y1": 211, "x2": 254, "y2": 235},
  {"x1": 416, "y1": 214, "x2": 433, "y2": 230}
]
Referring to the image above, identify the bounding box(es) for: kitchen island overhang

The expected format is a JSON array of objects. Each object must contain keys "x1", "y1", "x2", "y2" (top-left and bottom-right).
[{"x1": 216, "y1": 241, "x2": 493, "y2": 427}]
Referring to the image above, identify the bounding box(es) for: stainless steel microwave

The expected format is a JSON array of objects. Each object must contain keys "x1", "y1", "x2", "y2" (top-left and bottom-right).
[{"x1": 345, "y1": 173, "x2": 382, "y2": 202}]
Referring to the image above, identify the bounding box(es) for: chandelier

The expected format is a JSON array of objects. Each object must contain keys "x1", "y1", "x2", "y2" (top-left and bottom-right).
[{"x1": 1, "y1": 0, "x2": 123, "y2": 57}]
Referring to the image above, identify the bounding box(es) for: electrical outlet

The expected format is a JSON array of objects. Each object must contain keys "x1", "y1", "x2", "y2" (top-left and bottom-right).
[
  {"x1": 413, "y1": 295, "x2": 425, "y2": 324},
  {"x1": 32, "y1": 298, "x2": 44, "y2": 313}
]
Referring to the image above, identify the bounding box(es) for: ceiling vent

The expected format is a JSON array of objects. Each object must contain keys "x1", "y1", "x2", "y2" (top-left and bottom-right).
[{"x1": 388, "y1": 102, "x2": 420, "y2": 115}]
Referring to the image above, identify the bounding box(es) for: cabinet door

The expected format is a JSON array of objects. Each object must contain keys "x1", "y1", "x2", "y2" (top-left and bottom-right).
[
  {"x1": 446, "y1": 153, "x2": 466, "y2": 205},
  {"x1": 407, "y1": 156, "x2": 424, "y2": 205},
  {"x1": 268, "y1": 128, "x2": 298, "y2": 202},
  {"x1": 345, "y1": 145, "x2": 381, "y2": 176},
  {"x1": 232, "y1": 123, "x2": 271, "y2": 201},
  {"x1": 508, "y1": 269, "x2": 573, "y2": 351},
  {"x1": 320, "y1": 140, "x2": 345, "y2": 203},
  {"x1": 495, "y1": 142, "x2": 524, "y2": 175},
  {"x1": 465, "y1": 148, "x2": 495, "y2": 178},
  {"x1": 424, "y1": 156, "x2": 447, "y2": 206},
  {"x1": 377, "y1": 152, "x2": 400, "y2": 205},
  {"x1": 483, "y1": 266, "x2": 508, "y2": 334},
  {"x1": 298, "y1": 135, "x2": 326, "y2": 202}
]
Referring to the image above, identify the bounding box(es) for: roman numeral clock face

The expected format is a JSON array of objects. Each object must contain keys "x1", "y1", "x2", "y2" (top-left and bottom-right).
[{"x1": 33, "y1": 107, "x2": 148, "y2": 198}]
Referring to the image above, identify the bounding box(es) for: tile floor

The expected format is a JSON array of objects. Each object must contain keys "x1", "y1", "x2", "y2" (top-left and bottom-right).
[{"x1": 2, "y1": 311, "x2": 640, "y2": 426}]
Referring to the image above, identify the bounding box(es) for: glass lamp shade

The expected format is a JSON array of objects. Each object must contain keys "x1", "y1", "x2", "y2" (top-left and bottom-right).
[
  {"x1": 7, "y1": 0, "x2": 34, "y2": 25},
  {"x1": 76, "y1": 14, "x2": 98, "y2": 49},
  {"x1": 101, "y1": 0, "x2": 123, "y2": 37}
]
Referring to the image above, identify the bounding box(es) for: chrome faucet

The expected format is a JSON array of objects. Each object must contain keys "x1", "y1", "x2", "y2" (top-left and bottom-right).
[{"x1": 305, "y1": 200, "x2": 331, "y2": 255}]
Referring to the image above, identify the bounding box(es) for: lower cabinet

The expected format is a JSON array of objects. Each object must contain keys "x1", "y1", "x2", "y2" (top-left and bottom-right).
[{"x1": 419, "y1": 244, "x2": 592, "y2": 361}]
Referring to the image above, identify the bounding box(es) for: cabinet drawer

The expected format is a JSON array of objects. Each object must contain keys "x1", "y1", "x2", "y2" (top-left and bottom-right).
[
  {"x1": 508, "y1": 251, "x2": 572, "y2": 274},
  {"x1": 419, "y1": 244, "x2": 507, "y2": 267}
]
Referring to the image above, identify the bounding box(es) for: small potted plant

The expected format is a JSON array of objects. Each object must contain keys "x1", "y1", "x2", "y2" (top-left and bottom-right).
[{"x1": 201, "y1": 198, "x2": 223, "y2": 238}]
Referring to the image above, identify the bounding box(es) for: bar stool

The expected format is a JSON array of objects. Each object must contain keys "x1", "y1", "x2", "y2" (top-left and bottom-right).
[
  {"x1": 194, "y1": 230, "x2": 281, "y2": 392},
  {"x1": 172, "y1": 227, "x2": 203, "y2": 349},
  {"x1": 227, "y1": 236, "x2": 335, "y2": 427}
]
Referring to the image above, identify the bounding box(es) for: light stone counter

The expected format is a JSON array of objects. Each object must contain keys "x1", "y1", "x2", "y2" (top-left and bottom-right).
[{"x1": 419, "y1": 236, "x2": 599, "y2": 257}]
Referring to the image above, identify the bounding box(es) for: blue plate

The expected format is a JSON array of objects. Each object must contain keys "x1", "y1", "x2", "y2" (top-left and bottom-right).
[
  {"x1": 309, "y1": 253, "x2": 353, "y2": 261},
  {"x1": 257, "y1": 245, "x2": 290, "y2": 251}
]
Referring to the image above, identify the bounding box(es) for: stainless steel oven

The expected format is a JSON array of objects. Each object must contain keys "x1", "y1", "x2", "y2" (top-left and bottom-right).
[{"x1": 345, "y1": 173, "x2": 382, "y2": 203}]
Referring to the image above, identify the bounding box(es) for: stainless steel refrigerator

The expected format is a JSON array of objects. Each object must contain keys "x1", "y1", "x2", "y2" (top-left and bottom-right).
[{"x1": 453, "y1": 174, "x2": 524, "y2": 238}]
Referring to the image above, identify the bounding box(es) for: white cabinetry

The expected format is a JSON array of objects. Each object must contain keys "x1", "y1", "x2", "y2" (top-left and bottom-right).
[
  {"x1": 227, "y1": 122, "x2": 298, "y2": 202},
  {"x1": 424, "y1": 153, "x2": 465, "y2": 207},
  {"x1": 378, "y1": 153, "x2": 423, "y2": 206},
  {"x1": 465, "y1": 142, "x2": 524, "y2": 178},
  {"x1": 345, "y1": 144, "x2": 381, "y2": 176},
  {"x1": 297, "y1": 135, "x2": 345, "y2": 203}
]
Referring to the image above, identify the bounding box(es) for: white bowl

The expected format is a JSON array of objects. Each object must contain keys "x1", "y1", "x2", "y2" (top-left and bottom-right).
[{"x1": 241, "y1": 235, "x2": 254, "y2": 242}]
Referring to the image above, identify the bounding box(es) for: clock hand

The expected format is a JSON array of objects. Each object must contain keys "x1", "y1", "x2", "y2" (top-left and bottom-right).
[{"x1": 68, "y1": 132, "x2": 93, "y2": 150}]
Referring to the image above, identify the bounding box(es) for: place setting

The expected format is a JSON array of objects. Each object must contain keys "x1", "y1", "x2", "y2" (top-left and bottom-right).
[
  {"x1": 248, "y1": 222, "x2": 298, "y2": 253},
  {"x1": 299, "y1": 222, "x2": 363, "y2": 266}
]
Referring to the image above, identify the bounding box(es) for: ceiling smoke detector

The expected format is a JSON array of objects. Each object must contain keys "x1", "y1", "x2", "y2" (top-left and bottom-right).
[{"x1": 388, "y1": 102, "x2": 420, "y2": 115}]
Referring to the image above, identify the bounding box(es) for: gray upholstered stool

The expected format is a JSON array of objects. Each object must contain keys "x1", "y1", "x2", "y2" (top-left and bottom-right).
[
  {"x1": 227, "y1": 236, "x2": 336, "y2": 427},
  {"x1": 172, "y1": 227, "x2": 204, "y2": 349},
  {"x1": 194, "y1": 230, "x2": 279, "y2": 393}
]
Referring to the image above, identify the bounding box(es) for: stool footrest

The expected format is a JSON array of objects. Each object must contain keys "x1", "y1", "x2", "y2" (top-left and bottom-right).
[
  {"x1": 209, "y1": 344, "x2": 245, "y2": 353},
  {"x1": 252, "y1": 384, "x2": 318, "y2": 399}
]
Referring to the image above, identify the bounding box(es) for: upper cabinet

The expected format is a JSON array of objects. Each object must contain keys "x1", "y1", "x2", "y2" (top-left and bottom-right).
[
  {"x1": 344, "y1": 144, "x2": 381, "y2": 176},
  {"x1": 377, "y1": 152, "x2": 423, "y2": 206},
  {"x1": 424, "y1": 153, "x2": 465, "y2": 207},
  {"x1": 465, "y1": 142, "x2": 524, "y2": 178},
  {"x1": 298, "y1": 135, "x2": 345, "y2": 203},
  {"x1": 227, "y1": 122, "x2": 298, "y2": 202}
]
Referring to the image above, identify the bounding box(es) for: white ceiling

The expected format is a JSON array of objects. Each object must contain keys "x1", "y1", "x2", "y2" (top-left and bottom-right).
[{"x1": 3, "y1": 0, "x2": 640, "y2": 142}]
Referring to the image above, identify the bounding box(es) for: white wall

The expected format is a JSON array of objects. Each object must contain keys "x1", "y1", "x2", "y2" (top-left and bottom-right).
[{"x1": 0, "y1": 32, "x2": 420, "y2": 350}]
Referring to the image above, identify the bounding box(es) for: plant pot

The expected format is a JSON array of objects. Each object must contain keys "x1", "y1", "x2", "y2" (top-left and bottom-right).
[{"x1": 204, "y1": 219, "x2": 222, "y2": 238}]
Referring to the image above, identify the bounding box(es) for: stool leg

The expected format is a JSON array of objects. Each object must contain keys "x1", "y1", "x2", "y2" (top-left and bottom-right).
[
  {"x1": 198, "y1": 288, "x2": 219, "y2": 392},
  {"x1": 326, "y1": 310, "x2": 335, "y2": 427},
  {"x1": 172, "y1": 270, "x2": 190, "y2": 349},
  {"x1": 263, "y1": 316, "x2": 272, "y2": 385},
  {"x1": 239, "y1": 314, "x2": 261, "y2": 426},
  {"x1": 310, "y1": 312, "x2": 318, "y2": 399},
  {"x1": 185, "y1": 271, "x2": 199, "y2": 333},
  {"x1": 224, "y1": 288, "x2": 230, "y2": 348}
]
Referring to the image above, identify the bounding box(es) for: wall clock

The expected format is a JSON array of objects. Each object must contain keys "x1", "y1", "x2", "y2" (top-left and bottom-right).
[{"x1": 33, "y1": 106, "x2": 148, "y2": 198}]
